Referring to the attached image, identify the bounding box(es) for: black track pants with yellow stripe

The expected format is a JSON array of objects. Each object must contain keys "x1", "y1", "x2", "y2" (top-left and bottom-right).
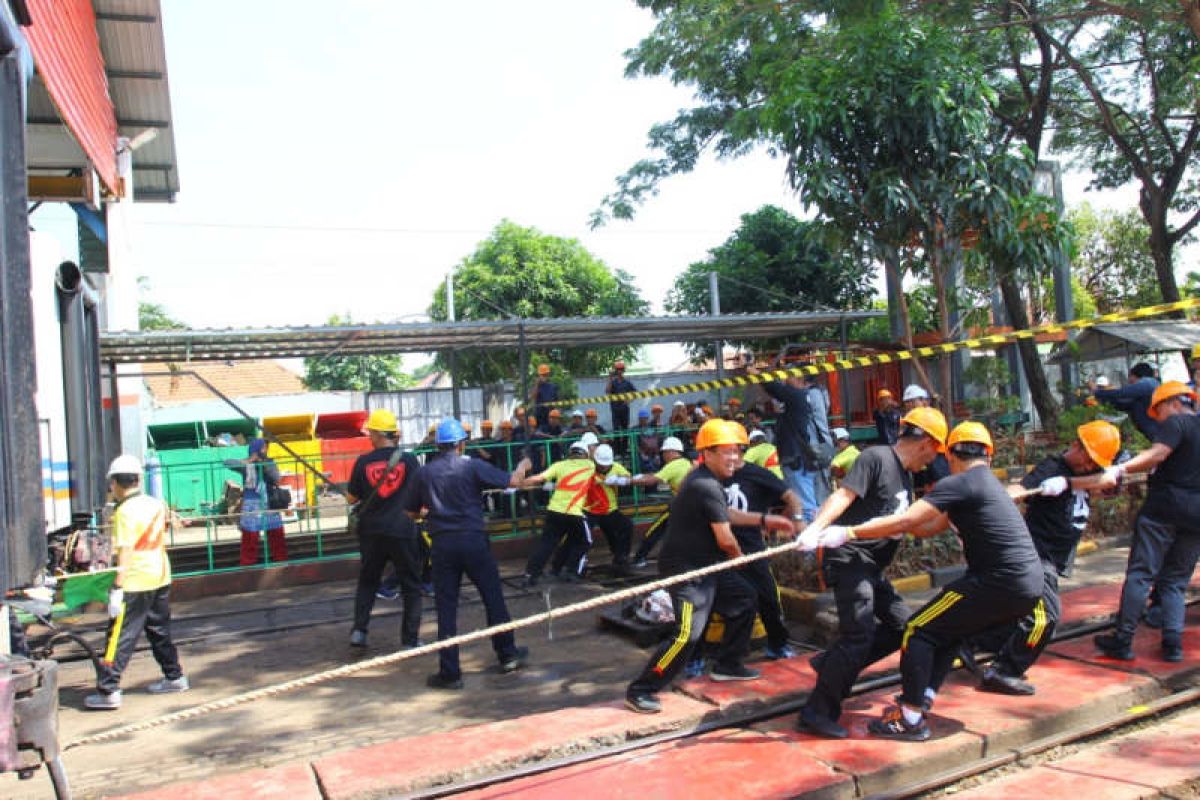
[
  {"x1": 97, "y1": 585, "x2": 183, "y2": 694},
  {"x1": 971, "y1": 559, "x2": 1061, "y2": 679},
  {"x1": 627, "y1": 571, "x2": 757, "y2": 698},
  {"x1": 898, "y1": 574, "x2": 1037, "y2": 709}
]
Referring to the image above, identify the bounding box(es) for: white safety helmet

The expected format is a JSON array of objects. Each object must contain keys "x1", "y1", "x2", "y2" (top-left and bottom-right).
[
  {"x1": 107, "y1": 454, "x2": 143, "y2": 477},
  {"x1": 1095, "y1": 376, "x2": 1111, "y2": 388},
  {"x1": 571, "y1": 408, "x2": 584, "y2": 418},
  {"x1": 569, "y1": 440, "x2": 589, "y2": 455},
  {"x1": 902, "y1": 384, "x2": 930, "y2": 402},
  {"x1": 748, "y1": 429, "x2": 767, "y2": 442},
  {"x1": 578, "y1": 432, "x2": 599, "y2": 448},
  {"x1": 661, "y1": 436, "x2": 684, "y2": 453},
  {"x1": 635, "y1": 589, "x2": 676, "y2": 624},
  {"x1": 832, "y1": 427, "x2": 850, "y2": 441},
  {"x1": 672, "y1": 400, "x2": 686, "y2": 408},
  {"x1": 593, "y1": 444, "x2": 615, "y2": 466}
]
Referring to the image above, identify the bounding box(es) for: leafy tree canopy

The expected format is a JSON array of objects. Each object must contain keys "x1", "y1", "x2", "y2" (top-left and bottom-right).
[
  {"x1": 137, "y1": 276, "x2": 186, "y2": 331},
  {"x1": 666, "y1": 205, "x2": 874, "y2": 359},
  {"x1": 1067, "y1": 203, "x2": 1164, "y2": 315},
  {"x1": 428, "y1": 220, "x2": 649, "y2": 386},
  {"x1": 303, "y1": 314, "x2": 412, "y2": 392}
]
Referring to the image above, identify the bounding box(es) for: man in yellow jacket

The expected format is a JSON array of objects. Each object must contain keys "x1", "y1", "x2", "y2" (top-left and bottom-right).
[
  {"x1": 744, "y1": 428, "x2": 783, "y2": 478},
  {"x1": 519, "y1": 441, "x2": 596, "y2": 585},
  {"x1": 86, "y1": 455, "x2": 188, "y2": 710}
]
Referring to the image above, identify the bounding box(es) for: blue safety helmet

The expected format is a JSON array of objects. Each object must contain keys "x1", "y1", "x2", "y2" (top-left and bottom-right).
[
  {"x1": 249, "y1": 437, "x2": 268, "y2": 455},
  {"x1": 436, "y1": 418, "x2": 467, "y2": 444},
  {"x1": 637, "y1": 408, "x2": 651, "y2": 419}
]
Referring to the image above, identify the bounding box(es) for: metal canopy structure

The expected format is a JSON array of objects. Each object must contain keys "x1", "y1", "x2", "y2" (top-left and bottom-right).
[
  {"x1": 99, "y1": 310, "x2": 884, "y2": 364},
  {"x1": 1048, "y1": 321, "x2": 1200, "y2": 363}
]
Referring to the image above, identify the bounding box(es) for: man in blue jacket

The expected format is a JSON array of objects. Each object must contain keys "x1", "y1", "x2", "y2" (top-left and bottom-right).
[{"x1": 1090, "y1": 362, "x2": 1160, "y2": 440}]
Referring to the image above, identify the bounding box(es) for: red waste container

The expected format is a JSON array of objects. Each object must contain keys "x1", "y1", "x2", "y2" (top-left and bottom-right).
[{"x1": 317, "y1": 411, "x2": 371, "y2": 488}]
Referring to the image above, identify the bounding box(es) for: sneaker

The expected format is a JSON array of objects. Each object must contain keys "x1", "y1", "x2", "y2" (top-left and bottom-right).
[
  {"x1": 1162, "y1": 640, "x2": 1184, "y2": 663},
  {"x1": 519, "y1": 574, "x2": 539, "y2": 589},
  {"x1": 709, "y1": 663, "x2": 761, "y2": 682},
  {"x1": 375, "y1": 586, "x2": 399, "y2": 601},
  {"x1": 349, "y1": 629, "x2": 368, "y2": 648},
  {"x1": 147, "y1": 676, "x2": 190, "y2": 694},
  {"x1": 625, "y1": 693, "x2": 662, "y2": 714},
  {"x1": 979, "y1": 668, "x2": 1035, "y2": 696},
  {"x1": 765, "y1": 644, "x2": 796, "y2": 660},
  {"x1": 682, "y1": 657, "x2": 707, "y2": 678},
  {"x1": 499, "y1": 646, "x2": 529, "y2": 674},
  {"x1": 426, "y1": 672, "x2": 464, "y2": 690},
  {"x1": 1094, "y1": 633, "x2": 1134, "y2": 660},
  {"x1": 401, "y1": 640, "x2": 424, "y2": 651},
  {"x1": 868, "y1": 706, "x2": 931, "y2": 742},
  {"x1": 84, "y1": 690, "x2": 122, "y2": 710},
  {"x1": 796, "y1": 708, "x2": 848, "y2": 739}
]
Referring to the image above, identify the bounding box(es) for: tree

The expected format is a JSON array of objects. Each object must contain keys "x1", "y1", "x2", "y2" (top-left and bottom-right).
[
  {"x1": 1068, "y1": 203, "x2": 1163, "y2": 314},
  {"x1": 303, "y1": 314, "x2": 412, "y2": 391},
  {"x1": 666, "y1": 206, "x2": 874, "y2": 359},
  {"x1": 428, "y1": 220, "x2": 649, "y2": 386},
  {"x1": 137, "y1": 276, "x2": 186, "y2": 331}
]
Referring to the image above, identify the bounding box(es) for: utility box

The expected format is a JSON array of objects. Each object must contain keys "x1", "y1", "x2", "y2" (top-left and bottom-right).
[
  {"x1": 262, "y1": 414, "x2": 321, "y2": 507},
  {"x1": 316, "y1": 411, "x2": 370, "y2": 491}
]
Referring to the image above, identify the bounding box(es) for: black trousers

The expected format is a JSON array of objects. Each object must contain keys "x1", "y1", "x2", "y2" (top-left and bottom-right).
[
  {"x1": 628, "y1": 570, "x2": 757, "y2": 697},
  {"x1": 98, "y1": 585, "x2": 182, "y2": 694},
  {"x1": 527, "y1": 511, "x2": 590, "y2": 578},
  {"x1": 431, "y1": 530, "x2": 520, "y2": 679},
  {"x1": 611, "y1": 404, "x2": 630, "y2": 431},
  {"x1": 632, "y1": 509, "x2": 671, "y2": 562},
  {"x1": 587, "y1": 510, "x2": 633, "y2": 567},
  {"x1": 900, "y1": 573, "x2": 1038, "y2": 708},
  {"x1": 354, "y1": 534, "x2": 423, "y2": 645},
  {"x1": 802, "y1": 560, "x2": 910, "y2": 721},
  {"x1": 972, "y1": 559, "x2": 1061, "y2": 678},
  {"x1": 740, "y1": 555, "x2": 790, "y2": 651}
]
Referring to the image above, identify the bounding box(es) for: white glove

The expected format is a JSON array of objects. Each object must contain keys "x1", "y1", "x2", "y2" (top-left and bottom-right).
[
  {"x1": 1038, "y1": 476, "x2": 1069, "y2": 497},
  {"x1": 632, "y1": 474, "x2": 646, "y2": 481},
  {"x1": 1102, "y1": 465, "x2": 1124, "y2": 486},
  {"x1": 796, "y1": 527, "x2": 824, "y2": 552},
  {"x1": 604, "y1": 475, "x2": 630, "y2": 487},
  {"x1": 819, "y1": 525, "x2": 853, "y2": 548},
  {"x1": 541, "y1": 482, "x2": 556, "y2": 492},
  {"x1": 108, "y1": 588, "x2": 124, "y2": 618}
]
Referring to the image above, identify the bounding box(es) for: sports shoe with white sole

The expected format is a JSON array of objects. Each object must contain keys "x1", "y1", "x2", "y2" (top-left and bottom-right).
[
  {"x1": 147, "y1": 676, "x2": 190, "y2": 694},
  {"x1": 84, "y1": 690, "x2": 122, "y2": 710}
]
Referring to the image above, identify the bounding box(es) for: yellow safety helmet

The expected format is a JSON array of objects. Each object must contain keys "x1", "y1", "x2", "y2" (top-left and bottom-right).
[
  {"x1": 694, "y1": 419, "x2": 749, "y2": 450},
  {"x1": 898, "y1": 407, "x2": 948, "y2": 452},
  {"x1": 1077, "y1": 420, "x2": 1120, "y2": 468},
  {"x1": 1149, "y1": 380, "x2": 1198, "y2": 420},
  {"x1": 1192, "y1": 343, "x2": 1200, "y2": 361},
  {"x1": 364, "y1": 408, "x2": 398, "y2": 433},
  {"x1": 947, "y1": 421, "x2": 994, "y2": 456}
]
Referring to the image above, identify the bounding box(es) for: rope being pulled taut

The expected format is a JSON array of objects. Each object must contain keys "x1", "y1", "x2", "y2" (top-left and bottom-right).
[{"x1": 64, "y1": 535, "x2": 807, "y2": 750}]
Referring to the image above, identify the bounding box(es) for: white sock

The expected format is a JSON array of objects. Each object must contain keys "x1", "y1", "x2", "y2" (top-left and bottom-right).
[
  {"x1": 924, "y1": 687, "x2": 937, "y2": 703},
  {"x1": 901, "y1": 705, "x2": 924, "y2": 726}
]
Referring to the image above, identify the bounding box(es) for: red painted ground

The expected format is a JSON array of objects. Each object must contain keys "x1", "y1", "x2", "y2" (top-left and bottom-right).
[
  {"x1": 950, "y1": 705, "x2": 1200, "y2": 799},
  {"x1": 115, "y1": 763, "x2": 321, "y2": 800},
  {"x1": 1048, "y1": 605, "x2": 1200, "y2": 682}
]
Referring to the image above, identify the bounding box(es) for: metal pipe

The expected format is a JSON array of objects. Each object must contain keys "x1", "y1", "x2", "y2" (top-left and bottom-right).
[{"x1": 710, "y1": 271, "x2": 723, "y2": 406}]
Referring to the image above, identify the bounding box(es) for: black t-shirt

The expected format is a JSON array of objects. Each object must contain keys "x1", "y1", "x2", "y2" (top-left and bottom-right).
[
  {"x1": 722, "y1": 462, "x2": 790, "y2": 552},
  {"x1": 658, "y1": 464, "x2": 731, "y2": 575},
  {"x1": 923, "y1": 465, "x2": 1041, "y2": 596},
  {"x1": 829, "y1": 445, "x2": 913, "y2": 568},
  {"x1": 913, "y1": 453, "x2": 950, "y2": 490},
  {"x1": 348, "y1": 447, "x2": 421, "y2": 538},
  {"x1": 1144, "y1": 413, "x2": 1200, "y2": 522},
  {"x1": 1021, "y1": 455, "x2": 1090, "y2": 574}
]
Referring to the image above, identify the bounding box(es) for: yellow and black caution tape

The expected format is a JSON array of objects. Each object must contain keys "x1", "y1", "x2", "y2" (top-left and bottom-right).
[{"x1": 547, "y1": 298, "x2": 1200, "y2": 407}]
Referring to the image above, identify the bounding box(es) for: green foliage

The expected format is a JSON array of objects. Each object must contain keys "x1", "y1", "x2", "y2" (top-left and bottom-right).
[
  {"x1": 962, "y1": 356, "x2": 1019, "y2": 419},
  {"x1": 1067, "y1": 203, "x2": 1163, "y2": 314},
  {"x1": 1056, "y1": 402, "x2": 1149, "y2": 454},
  {"x1": 303, "y1": 314, "x2": 412, "y2": 392},
  {"x1": 665, "y1": 206, "x2": 874, "y2": 359},
  {"x1": 137, "y1": 276, "x2": 186, "y2": 331},
  {"x1": 428, "y1": 220, "x2": 648, "y2": 386}
]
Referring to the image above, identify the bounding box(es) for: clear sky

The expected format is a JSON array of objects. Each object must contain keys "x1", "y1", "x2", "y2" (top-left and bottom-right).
[{"x1": 32, "y1": 0, "x2": 1167, "y2": 344}]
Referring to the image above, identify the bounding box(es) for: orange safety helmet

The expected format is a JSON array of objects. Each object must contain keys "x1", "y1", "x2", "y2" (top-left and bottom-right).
[
  {"x1": 694, "y1": 419, "x2": 749, "y2": 450},
  {"x1": 499, "y1": 420, "x2": 513, "y2": 430},
  {"x1": 947, "y1": 421, "x2": 994, "y2": 456},
  {"x1": 548, "y1": 408, "x2": 562, "y2": 418},
  {"x1": 898, "y1": 407, "x2": 948, "y2": 452},
  {"x1": 651, "y1": 404, "x2": 663, "y2": 413},
  {"x1": 585, "y1": 408, "x2": 598, "y2": 418},
  {"x1": 613, "y1": 360, "x2": 625, "y2": 370},
  {"x1": 481, "y1": 420, "x2": 494, "y2": 430},
  {"x1": 537, "y1": 364, "x2": 551, "y2": 376},
  {"x1": 1076, "y1": 420, "x2": 1120, "y2": 468},
  {"x1": 1149, "y1": 380, "x2": 1198, "y2": 420},
  {"x1": 877, "y1": 388, "x2": 894, "y2": 401},
  {"x1": 728, "y1": 397, "x2": 741, "y2": 407}
]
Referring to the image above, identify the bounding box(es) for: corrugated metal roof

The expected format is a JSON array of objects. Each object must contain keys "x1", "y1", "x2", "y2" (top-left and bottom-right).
[
  {"x1": 26, "y1": 0, "x2": 179, "y2": 202},
  {"x1": 1048, "y1": 321, "x2": 1200, "y2": 363},
  {"x1": 99, "y1": 310, "x2": 885, "y2": 364}
]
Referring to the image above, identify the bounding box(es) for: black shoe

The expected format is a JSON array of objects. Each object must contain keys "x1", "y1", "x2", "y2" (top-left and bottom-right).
[
  {"x1": 499, "y1": 646, "x2": 529, "y2": 674},
  {"x1": 709, "y1": 663, "x2": 761, "y2": 682},
  {"x1": 1094, "y1": 633, "x2": 1134, "y2": 660},
  {"x1": 519, "y1": 574, "x2": 539, "y2": 589},
  {"x1": 980, "y1": 668, "x2": 1036, "y2": 696},
  {"x1": 868, "y1": 706, "x2": 931, "y2": 742},
  {"x1": 796, "y1": 709, "x2": 848, "y2": 739},
  {"x1": 426, "y1": 672, "x2": 464, "y2": 690},
  {"x1": 625, "y1": 693, "x2": 662, "y2": 714},
  {"x1": 1162, "y1": 640, "x2": 1184, "y2": 663}
]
